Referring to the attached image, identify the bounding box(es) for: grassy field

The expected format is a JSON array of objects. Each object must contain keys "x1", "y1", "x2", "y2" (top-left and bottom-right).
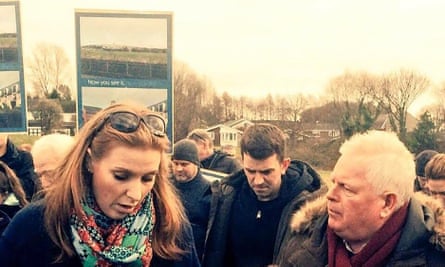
[
  {"x1": 8, "y1": 134, "x2": 40, "y2": 147},
  {"x1": 0, "y1": 37, "x2": 17, "y2": 48},
  {"x1": 81, "y1": 47, "x2": 167, "y2": 64}
]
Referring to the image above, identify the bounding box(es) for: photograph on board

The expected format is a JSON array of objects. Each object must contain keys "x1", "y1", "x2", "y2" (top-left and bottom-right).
[
  {"x1": 0, "y1": 71, "x2": 22, "y2": 128},
  {"x1": 81, "y1": 86, "x2": 167, "y2": 123},
  {"x1": 0, "y1": 3, "x2": 19, "y2": 68},
  {"x1": 0, "y1": 2, "x2": 25, "y2": 132},
  {"x1": 79, "y1": 15, "x2": 168, "y2": 81}
]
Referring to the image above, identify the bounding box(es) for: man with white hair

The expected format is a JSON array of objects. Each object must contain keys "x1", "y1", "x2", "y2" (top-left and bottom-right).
[
  {"x1": 277, "y1": 130, "x2": 445, "y2": 266},
  {"x1": 31, "y1": 133, "x2": 74, "y2": 189}
]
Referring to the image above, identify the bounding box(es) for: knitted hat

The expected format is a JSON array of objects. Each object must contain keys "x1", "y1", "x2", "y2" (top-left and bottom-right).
[
  {"x1": 415, "y1": 149, "x2": 438, "y2": 177},
  {"x1": 172, "y1": 139, "x2": 200, "y2": 166}
]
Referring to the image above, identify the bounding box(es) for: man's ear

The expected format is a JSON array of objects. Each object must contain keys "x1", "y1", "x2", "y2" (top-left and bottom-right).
[
  {"x1": 380, "y1": 192, "x2": 397, "y2": 218},
  {"x1": 281, "y1": 157, "x2": 291, "y2": 175}
]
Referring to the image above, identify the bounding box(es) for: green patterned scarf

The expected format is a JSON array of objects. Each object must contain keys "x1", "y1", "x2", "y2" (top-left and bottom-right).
[{"x1": 70, "y1": 192, "x2": 155, "y2": 267}]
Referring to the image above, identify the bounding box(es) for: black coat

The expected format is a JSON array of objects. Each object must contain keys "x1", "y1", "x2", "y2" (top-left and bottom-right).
[
  {"x1": 203, "y1": 160, "x2": 326, "y2": 267},
  {"x1": 173, "y1": 172, "x2": 212, "y2": 261},
  {"x1": 0, "y1": 139, "x2": 37, "y2": 200},
  {"x1": 0, "y1": 209, "x2": 10, "y2": 236},
  {"x1": 200, "y1": 150, "x2": 242, "y2": 175},
  {"x1": 277, "y1": 192, "x2": 445, "y2": 267}
]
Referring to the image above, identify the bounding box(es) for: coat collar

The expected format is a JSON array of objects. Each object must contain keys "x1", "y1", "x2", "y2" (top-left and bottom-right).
[{"x1": 289, "y1": 192, "x2": 445, "y2": 250}]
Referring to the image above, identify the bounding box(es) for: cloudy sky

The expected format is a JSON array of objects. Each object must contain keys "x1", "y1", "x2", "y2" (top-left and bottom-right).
[{"x1": 16, "y1": 0, "x2": 445, "y2": 113}]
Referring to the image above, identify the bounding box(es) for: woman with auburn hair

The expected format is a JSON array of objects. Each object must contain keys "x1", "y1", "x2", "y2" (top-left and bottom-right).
[{"x1": 0, "y1": 103, "x2": 200, "y2": 267}]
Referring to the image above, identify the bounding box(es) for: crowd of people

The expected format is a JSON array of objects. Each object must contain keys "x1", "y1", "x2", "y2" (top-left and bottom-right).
[{"x1": 0, "y1": 102, "x2": 444, "y2": 266}]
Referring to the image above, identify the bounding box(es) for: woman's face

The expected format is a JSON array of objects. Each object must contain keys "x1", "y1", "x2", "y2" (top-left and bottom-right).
[{"x1": 90, "y1": 145, "x2": 161, "y2": 220}]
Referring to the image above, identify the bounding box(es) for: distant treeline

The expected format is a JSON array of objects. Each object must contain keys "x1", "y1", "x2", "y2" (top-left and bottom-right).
[
  {"x1": 81, "y1": 58, "x2": 167, "y2": 79},
  {"x1": 82, "y1": 44, "x2": 166, "y2": 53},
  {"x1": 0, "y1": 33, "x2": 17, "y2": 38}
]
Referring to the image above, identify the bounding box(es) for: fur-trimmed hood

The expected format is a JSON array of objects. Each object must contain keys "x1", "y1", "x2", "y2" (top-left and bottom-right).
[{"x1": 289, "y1": 192, "x2": 445, "y2": 251}]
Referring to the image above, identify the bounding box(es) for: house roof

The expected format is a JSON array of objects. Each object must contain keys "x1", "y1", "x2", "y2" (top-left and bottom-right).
[
  {"x1": 224, "y1": 118, "x2": 253, "y2": 128},
  {"x1": 372, "y1": 112, "x2": 418, "y2": 132},
  {"x1": 301, "y1": 122, "x2": 340, "y2": 131},
  {"x1": 206, "y1": 124, "x2": 242, "y2": 134}
]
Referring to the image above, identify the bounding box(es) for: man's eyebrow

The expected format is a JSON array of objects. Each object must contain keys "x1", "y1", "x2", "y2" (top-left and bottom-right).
[{"x1": 245, "y1": 168, "x2": 274, "y2": 172}]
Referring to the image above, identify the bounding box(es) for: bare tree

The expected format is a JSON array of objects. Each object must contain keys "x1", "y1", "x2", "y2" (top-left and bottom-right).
[
  {"x1": 419, "y1": 103, "x2": 445, "y2": 132},
  {"x1": 275, "y1": 96, "x2": 291, "y2": 121},
  {"x1": 431, "y1": 81, "x2": 445, "y2": 129},
  {"x1": 32, "y1": 99, "x2": 63, "y2": 135},
  {"x1": 229, "y1": 96, "x2": 247, "y2": 120},
  {"x1": 326, "y1": 71, "x2": 381, "y2": 137},
  {"x1": 28, "y1": 43, "x2": 72, "y2": 99},
  {"x1": 239, "y1": 96, "x2": 247, "y2": 118},
  {"x1": 245, "y1": 99, "x2": 258, "y2": 120},
  {"x1": 435, "y1": 81, "x2": 445, "y2": 102},
  {"x1": 375, "y1": 69, "x2": 429, "y2": 141},
  {"x1": 266, "y1": 93, "x2": 274, "y2": 120},
  {"x1": 288, "y1": 93, "x2": 308, "y2": 122},
  {"x1": 222, "y1": 91, "x2": 233, "y2": 120},
  {"x1": 173, "y1": 61, "x2": 216, "y2": 140}
]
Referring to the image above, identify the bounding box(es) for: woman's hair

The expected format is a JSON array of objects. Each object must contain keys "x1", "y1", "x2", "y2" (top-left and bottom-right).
[
  {"x1": 0, "y1": 161, "x2": 28, "y2": 207},
  {"x1": 44, "y1": 103, "x2": 188, "y2": 261}
]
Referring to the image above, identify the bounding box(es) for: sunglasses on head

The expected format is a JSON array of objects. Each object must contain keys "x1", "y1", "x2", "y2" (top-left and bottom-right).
[{"x1": 95, "y1": 111, "x2": 166, "y2": 137}]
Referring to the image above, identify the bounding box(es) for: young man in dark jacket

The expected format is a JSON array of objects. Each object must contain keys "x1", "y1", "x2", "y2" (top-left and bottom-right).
[
  {"x1": 203, "y1": 123, "x2": 325, "y2": 267},
  {"x1": 414, "y1": 149, "x2": 438, "y2": 192}
]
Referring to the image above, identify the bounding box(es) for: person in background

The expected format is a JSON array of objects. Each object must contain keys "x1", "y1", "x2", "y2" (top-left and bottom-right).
[
  {"x1": 203, "y1": 123, "x2": 324, "y2": 267},
  {"x1": 277, "y1": 131, "x2": 445, "y2": 267},
  {"x1": 425, "y1": 153, "x2": 445, "y2": 207},
  {"x1": 18, "y1": 143, "x2": 32, "y2": 152},
  {"x1": 415, "y1": 149, "x2": 438, "y2": 192},
  {"x1": 187, "y1": 129, "x2": 242, "y2": 175},
  {"x1": 0, "y1": 134, "x2": 37, "y2": 201},
  {"x1": 31, "y1": 133, "x2": 74, "y2": 190},
  {"x1": 221, "y1": 144, "x2": 236, "y2": 157},
  {"x1": 0, "y1": 103, "x2": 200, "y2": 267},
  {"x1": 171, "y1": 139, "x2": 214, "y2": 261},
  {"x1": 0, "y1": 160, "x2": 28, "y2": 234}
]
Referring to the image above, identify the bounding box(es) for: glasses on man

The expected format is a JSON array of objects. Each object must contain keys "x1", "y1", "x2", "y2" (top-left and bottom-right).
[
  {"x1": 35, "y1": 169, "x2": 55, "y2": 179},
  {"x1": 35, "y1": 169, "x2": 57, "y2": 186},
  {"x1": 94, "y1": 111, "x2": 166, "y2": 137},
  {"x1": 189, "y1": 133, "x2": 205, "y2": 141}
]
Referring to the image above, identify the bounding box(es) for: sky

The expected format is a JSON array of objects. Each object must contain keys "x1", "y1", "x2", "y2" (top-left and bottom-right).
[
  {"x1": 80, "y1": 16, "x2": 167, "y2": 48},
  {"x1": 14, "y1": 0, "x2": 445, "y2": 114},
  {"x1": 0, "y1": 5, "x2": 15, "y2": 32}
]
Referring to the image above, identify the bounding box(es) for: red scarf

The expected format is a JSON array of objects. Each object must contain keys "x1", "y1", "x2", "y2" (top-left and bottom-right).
[{"x1": 327, "y1": 202, "x2": 409, "y2": 267}]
